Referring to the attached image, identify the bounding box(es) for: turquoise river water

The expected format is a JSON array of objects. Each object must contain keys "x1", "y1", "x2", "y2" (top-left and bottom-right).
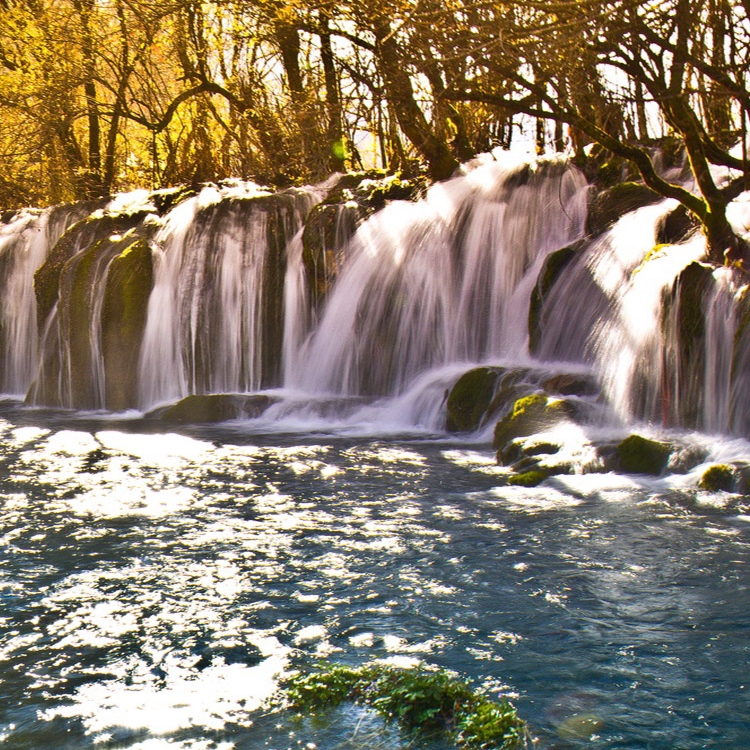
[{"x1": 0, "y1": 402, "x2": 748, "y2": 750}]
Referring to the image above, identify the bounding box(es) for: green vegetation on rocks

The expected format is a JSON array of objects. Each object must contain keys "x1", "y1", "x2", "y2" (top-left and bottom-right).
[
  {"x1": 616, "y1": 434, "x2": 671, "y2": 475},
  {"x1": 446, "y1": 367, "x2": 503, "y2": 432},
  {"x1": 101, "y1": 235, "x2": 154, "y2": 410},
  {"x1": 699, "y1": 464, "x2": 736, "y2": 492},
  {"x1": 493, "y1": 393, "x2": 574, "y2": 456},
  {"x1": 585, "y1": 181, "x2": 661, "y2": 237},
  {"x1": 506, "y1": 469, "x2": 550, "y2": 487},
  {"x1": 282, "y1": 662, "x2": 528, "y2": 750}
]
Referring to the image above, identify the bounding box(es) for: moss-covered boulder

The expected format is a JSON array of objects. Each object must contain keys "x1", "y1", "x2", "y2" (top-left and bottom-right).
[
  {"x1": 151, "y1": 393, "x2": 278, "y2": 422},
  {"x1": 616, "y1": 434, "x2": 672, "y2": 475},
  {"x1": 540, "y1": 372, "x2": 598, "y2": 397},
  {"x1": 492, "y1": 393, "x2": 571, "y2": 454},
  {"x1": 506, "y1": 469, "x2": 550, "y2": 487},
  {"x1": 699, "y1": 464, "x2": 736, "y2": 492},
  {"x1": 34, "y1": 211, "x2": 150, "y2": 332},
  {"x1": 528, "y1": 243, "x2": 582, "y2": 356},
  {"x1": 585, "y1": 181, "x2": 662, "y2": 237},
  {"x1": 445, "y1": 367, "x2": 503, "y2": 432}
]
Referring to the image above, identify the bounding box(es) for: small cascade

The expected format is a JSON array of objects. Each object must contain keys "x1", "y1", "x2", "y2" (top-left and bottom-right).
[
  {"x1": 138, "y1": 184, "x2": 321, "y2": 410},
  {"x1": 292, "y1": 157, "x2": 589, "y2": 396},
  {"x1": 0, "y1": 204, "x2": 96, "y2": 396}
]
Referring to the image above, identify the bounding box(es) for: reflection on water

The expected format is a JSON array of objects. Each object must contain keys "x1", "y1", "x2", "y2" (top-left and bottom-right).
[{"x1": 0, "y1": 411, "x2": 748, "y2": 749}]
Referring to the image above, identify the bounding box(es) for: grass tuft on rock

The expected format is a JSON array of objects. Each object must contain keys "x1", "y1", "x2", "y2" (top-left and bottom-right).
[{"x1": 282, "y1": 661, "x2": 528, "y2": 749}]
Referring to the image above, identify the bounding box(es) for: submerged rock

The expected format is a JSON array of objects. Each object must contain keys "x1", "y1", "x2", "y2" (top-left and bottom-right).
[
  {"x1": 616, "y1": 434, "x2": 672, "y2": 475},
  {"x1": 150, "y1": 393, "x2": 278, "y2": 422}
]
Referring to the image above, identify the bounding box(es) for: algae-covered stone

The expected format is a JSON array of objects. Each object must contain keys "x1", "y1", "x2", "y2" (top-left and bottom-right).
[
  {"x1": 493, "y1": 393, "x2": 571, "y2": 455},
  {"x1": 557, "y1": 712, "x2": 605, "y2": 741},
  {"x1": 662, "y1": 261, "x2": 715, "y2": 428},
  {"x1": 101, "y1": 235, "x2": 154, "y2": 411},
  {"x1": 153, "y1": 394, "x2": 277, "y2": 423},
  {"x1": 616, "y1": 434, "x2": 671, "y2": 475},
  {"x1": 699, "y1": 464, "x2": 736, "y2": 492},
  {"x1": 507, "y1": 469, "x2": 550, "y2": 487},
  {"x1": 445, "y1": 367, "x2": 503, "y2": 432}
]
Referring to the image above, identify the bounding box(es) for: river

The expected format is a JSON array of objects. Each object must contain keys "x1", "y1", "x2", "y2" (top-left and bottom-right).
[{"x1": 0, "y1": 401, "x2": 748, "y2": 749}]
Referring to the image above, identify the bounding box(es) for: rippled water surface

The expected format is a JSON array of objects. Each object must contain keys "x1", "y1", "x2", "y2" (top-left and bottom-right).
[{"x1": 0, "y1": 407, "x2": 749, "y2": 749}]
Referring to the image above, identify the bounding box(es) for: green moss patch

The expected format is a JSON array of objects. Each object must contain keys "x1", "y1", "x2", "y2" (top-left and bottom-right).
[
  {"x1": 617, "y1": 434, "x2": 671, "y2": 475},
  {"x1": 282, "y1": 662, "x2": 527, "y2": 750},
  {"x1": 699, "y1": 464, "x2": 736, "y2": 492},
  {"x1": 446, "y1": 367, "x2": 503, "y2": 432}
]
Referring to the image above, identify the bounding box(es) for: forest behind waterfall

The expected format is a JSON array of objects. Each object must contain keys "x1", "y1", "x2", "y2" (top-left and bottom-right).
[{"x1": 1, "y1": 0, "x2": 749, "y2": 257}]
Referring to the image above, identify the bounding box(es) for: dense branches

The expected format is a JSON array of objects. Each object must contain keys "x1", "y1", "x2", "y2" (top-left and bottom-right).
[{"x1": 1, "y1": 0, "x2": 749, "y2": 259}]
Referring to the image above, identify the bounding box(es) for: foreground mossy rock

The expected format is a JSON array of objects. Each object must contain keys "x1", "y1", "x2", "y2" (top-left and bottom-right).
[
  {"x1": 446, "y1": 367, "x2": 504, "y2": 432},
  {"x1": 151, "y1": 393, "x2": 277, "y2": 422},
  {"x1": 699, "y1": 464, "x2": 736, "y2": 492},
  {"x1": 585, "y1": 181, "x2": 662, "y2": 237},
  {"x1": 528, "y1": 243, "x2": 582, "y2": 356},
  {"x1": 282, "y1": 661, "x2": 527, "y2": 750},
  {"x1": 493, "y1": 393, "x2": 572, "y2": 454},
  {"x1": 616, "y1": 434, "x2": 672, "y2": 475}
]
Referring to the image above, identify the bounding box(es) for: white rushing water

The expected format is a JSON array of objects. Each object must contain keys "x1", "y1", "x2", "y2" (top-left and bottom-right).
[{"x1": 3, "y1": 150, "x2": 750, "y2": 438}]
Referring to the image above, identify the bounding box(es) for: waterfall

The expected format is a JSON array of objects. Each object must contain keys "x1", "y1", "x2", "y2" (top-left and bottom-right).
[
  {"x1": 291, "y1": 157, "x2": 589, "y2": 396},
  {"x1": 138, "y1": 183, "x2": 321, "y2": 410},
  {"x1": 0, "y1": 204, "x2": 96, "y2": 396},
  {"x1": 4, "y1": 153, "x2": 750, "y2": 440}
]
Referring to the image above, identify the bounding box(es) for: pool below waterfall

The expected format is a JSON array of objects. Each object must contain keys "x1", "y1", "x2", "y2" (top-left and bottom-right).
[{"x1": 0, "y1": 405, "x2": 748, "y2": 750}]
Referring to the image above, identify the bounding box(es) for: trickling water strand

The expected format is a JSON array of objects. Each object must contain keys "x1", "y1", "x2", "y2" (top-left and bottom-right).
[
  {"x1": 702, "y1": 268, "x2": 740, "y2": 434},
  {"x1": 293, "y1": 156, "x2": 588, "y2": 396},
  {"x1": 592, "y1": 226, "x2": 706, "y2": 425}
]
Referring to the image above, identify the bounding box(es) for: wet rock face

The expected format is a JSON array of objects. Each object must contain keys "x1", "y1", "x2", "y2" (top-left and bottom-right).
[
  {"x1": 585, "y1": 181, "x2": 662, "y2": 237},
  {"x1": 101, "y1": 235, "x2": 155, "y2": 411},
  {"x1": 445, "y1": 367, "x2": 504, "y2": 432},
  {"x1": 147, "y1": 393, "x2": 278, "y2": 422}
]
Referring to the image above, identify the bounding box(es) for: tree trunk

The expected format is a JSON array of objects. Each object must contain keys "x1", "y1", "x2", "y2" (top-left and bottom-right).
[{"x1": 372, "y1": 17, "x2": 458, "y2": 181}]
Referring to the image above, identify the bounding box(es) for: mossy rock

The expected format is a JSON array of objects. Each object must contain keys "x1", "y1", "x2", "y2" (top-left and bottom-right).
[
  {"x1": 150, "y1": 186, "x2": 196, "y2": 215},
  {"x1": 661, "y1": 261, "x2": 715, "y2": 427},
  {"x1": 528, "y1": 244, "x2": 582, "y2": 356},
  {"x1": 585, "y1": 181, "x2": 662, "y2": 237},
  {"x1": 506, "y1": 469, "x2": 550, "y2": 487},
  {"x1": 616, "y1": 434, "x2": 672, "y2": 475},
  {"x1": 34, "y1": 211, "x2": 149, "y2": 330},
  {"x1": 540, "y1": 372, "x2": 598, "y2": 397},
  {"x1": 493, "y1": 393, "x2": 570, "y2": 454},
  {"x1": 699, "y1": 464, "x2": 736, "y2": 492},
  {"x1": 152, "y1": 393, "x2": 278, "y2": 423},
  {"x1": 446, "y1": 367, "x2": 503, "y2": 432},
  {"x1": 101, "y1": 234, "x2": 155, "y2": 411}
]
